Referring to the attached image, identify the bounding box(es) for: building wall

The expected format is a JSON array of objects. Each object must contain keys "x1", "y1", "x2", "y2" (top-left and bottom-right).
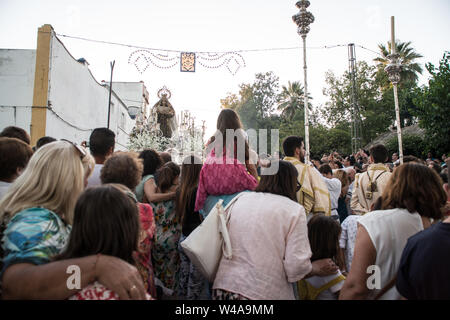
[
  {"x1": 46, "y1": 34, "x2": 135, "y2": 150},
  {"x1": 1, "y1": 27, "x2": 136, "y2": 150},
  {"x1": 0, "y1": 49, "x2": 36, "y2": 132}
]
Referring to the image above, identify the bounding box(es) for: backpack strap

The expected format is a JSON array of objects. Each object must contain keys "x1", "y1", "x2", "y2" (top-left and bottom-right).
[
  {"x1": 298, "y1": 274, "x2": 346, "y2": 300},
  {"x1": 315, "y1": 274, "x2": 346, "y2": 297}
]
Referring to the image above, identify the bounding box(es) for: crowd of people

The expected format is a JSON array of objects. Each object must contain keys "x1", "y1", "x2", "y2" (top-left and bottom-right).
[{"x1": 0, "y1": 109, "x2": 449, "y2": 300}]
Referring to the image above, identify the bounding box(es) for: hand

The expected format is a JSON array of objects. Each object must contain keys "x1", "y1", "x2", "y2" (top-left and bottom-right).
[
  {"x1": 310, "y1": 258, "x2": 339, "y2": 277},
  {"x1": 96, "y1": 255, "x2": 146, "y2": 300}
]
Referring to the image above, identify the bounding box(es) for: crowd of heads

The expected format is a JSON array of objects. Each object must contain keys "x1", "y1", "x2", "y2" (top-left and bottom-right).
[{"x1": 0, "y1": 117, "x2": 449, "y2": 300}]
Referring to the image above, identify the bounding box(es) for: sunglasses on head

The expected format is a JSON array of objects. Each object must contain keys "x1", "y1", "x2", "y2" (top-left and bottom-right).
[{"x1": 60, "y1": 139, "x2": 87, "y2": 160}]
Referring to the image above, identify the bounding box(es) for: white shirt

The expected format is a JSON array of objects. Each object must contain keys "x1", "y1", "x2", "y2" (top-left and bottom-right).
[
  {"x1": 346, "y1": 181, "x2": 355, "y2": 214},
  {"x1": 0, "y1": 181, "x2": 12, "y2": 200},
  {"x1": 358, "y1": 208, "x2": 424, "y2": 300},
  {"x1": 321, "y1": 176, "x2": 341, "y2": 218},
  {"x1": 87, "y1": 164, "x2": 103, "y2": 188},
  {"x1": 305, "y1": 270, "x2": 345, "y2": 300},
  {"x1": 339, "y1": 215, "x2": 361, "y2": 272}
]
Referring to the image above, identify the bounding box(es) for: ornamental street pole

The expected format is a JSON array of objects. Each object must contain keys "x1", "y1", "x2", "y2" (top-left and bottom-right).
[
  {"x1": 384, "y1": 17, "x2": 404, "y2": 164},
  {"x1": 293, "y1": 0, "x2": 314, "y2": 164}
]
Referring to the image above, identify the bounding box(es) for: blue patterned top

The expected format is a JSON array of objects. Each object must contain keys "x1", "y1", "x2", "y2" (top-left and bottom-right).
[{"x1": 1, "y1": 207, "x2": 71, "y2": 277}]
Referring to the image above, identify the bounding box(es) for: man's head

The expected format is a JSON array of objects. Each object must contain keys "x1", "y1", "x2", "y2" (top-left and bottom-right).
[
  {"x1": 0, "y1": 137, "x2": 33, "y2": 182},
  {"x1": 392, "y1": 152, "x2": 399, "y2": 162},
  {"x1": 0, "y1": 126, "x2": 31, "y2": 145},
  {"x1": 369, "y1": 144, "x2": 388, "y2": 164},
  {"x1": 282, "y1": 136, "x2": 305, "y2": 163},
  {"x1": 319, "y1": 164, "x2": 333, "y2": 179},
  {"x1": 36, "y1": 136, "x2": 57, "y2": 150},
  {"x1": 343, "y1": 156, "x2": 351, "y2": 167},
  {"x1": 311, "y1": 157, "x2": 321, "y2": 169},
  {"x1": 89, "y1": 128, "x2": 115, "y2": 163}
]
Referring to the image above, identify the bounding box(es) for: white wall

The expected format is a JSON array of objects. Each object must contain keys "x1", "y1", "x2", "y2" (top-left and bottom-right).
[
  {"x1": 112, "y1": 82, "x2": 144, "y2": 108},
  {"x1": 0, "y1": 33, "x2": 136, "y2": 151},
  {"x1": 46, "y1": 35, "x2": 135, "y2": 150},
  {"x1": 0, "y1": 49, "x2": 35, "y2": 133}
]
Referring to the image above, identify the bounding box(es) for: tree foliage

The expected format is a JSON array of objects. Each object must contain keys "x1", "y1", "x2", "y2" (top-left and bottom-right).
[
  {"x1": 411, "y1": 52, "x2": 450, "y2": 155},
  {"x1": 218, "y1": 48, "x2": 445, "y2": 158}
]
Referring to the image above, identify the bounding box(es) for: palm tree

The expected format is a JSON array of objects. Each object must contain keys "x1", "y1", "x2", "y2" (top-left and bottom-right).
[
  {"x1": 374, "y1": 40, "x2": 423, "y2": 85},
  {"x1": 277, "y1": 81, "x2": 312, "y2": 120}
]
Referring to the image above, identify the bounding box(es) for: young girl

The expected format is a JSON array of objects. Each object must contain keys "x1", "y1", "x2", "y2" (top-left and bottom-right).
[
  {"x1": 55, "y1": 185, "x2": 152, "y2": 300},
  {"x1": 151, "y1": 161, "x2": 182, "y2": 294},
  {"x1": 195, "y1": 109, "x2": 258, "y2": 213},
  {"x1": 175, "y1": 155, "x2": 209, "y2": 300},
  {"x1": 298, "y1": 215, "x2": 345, "y2": 300},
  {"x1": 100, "y1": 152, "x2": 157, "y2": 298},
  {"x1": 135, "y1": 149, "x2": 175, "y2": 204}
]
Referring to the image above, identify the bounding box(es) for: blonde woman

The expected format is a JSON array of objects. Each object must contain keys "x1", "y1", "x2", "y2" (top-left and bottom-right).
[{"x1": 0, "y1": 140, "x2": 146, "y2": 300}]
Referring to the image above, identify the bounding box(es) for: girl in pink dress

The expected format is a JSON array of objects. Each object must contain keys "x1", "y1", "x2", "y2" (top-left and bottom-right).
[{"x1": 195, "y1": 109, "x2": 259, "y2": 212}]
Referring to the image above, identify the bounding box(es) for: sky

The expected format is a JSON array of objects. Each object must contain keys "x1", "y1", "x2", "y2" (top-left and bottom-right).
[{"x1": 1, "y1": 0, "x2": 449, "y2": 139}]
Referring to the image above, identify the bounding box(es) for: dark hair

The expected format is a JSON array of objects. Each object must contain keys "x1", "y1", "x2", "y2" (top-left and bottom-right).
[
  {"x1": 403, "y1": 155, "x2": 419, "y2": 163},
  {"x1": 156, "y1": 161, "x2": 180, "y2": 193},
  {"x1": 307, "y1": 215, "x2": 342, "y2": 263},
  {"x1": 175, "y1": 156, "x2": 203, "y2": 223},
  {"x1": 55, "y1": 185, "x2": 139, "y2": 265},
  {"x1": 36, "y1": 136, "x2": 56, "y2": 149},
  {"x1": 282, "y1": 136, "x2": 304, "y2": 157},
  {"x1": 139, "y1": 149, "x2": 163, "y2": 177},
  {"x1": 255, "y1": 160, "x2": 298, "y2": 201},
  {"x1": 349, "y1": 155, "x2": 356, "y2": 166},
  {"x1": 159, "y1": 152, "x2": 172, "y2": 164},
  {"x1": 381, "y1": 162, "x2": 446, "y2": 219},
  {"x1": 0, "y1": 137, "x2": 33, "y2": 180},
  {"x1": 319, "y1": 164, "x2": 332, "y2": 175},
  {"x1": 369, "y1": 144, "x2": 388, "y2": 163},
  {"x1": 0, "y1": 126, "x2": 31, "y2": 145},
  {"x1": 335, "y1": 161, "x2": 344, "y2": 169},
  {"x1": 100, "y1": 152, "x2": 143, "y2": 191},
  {"x1": 89, "y1": 128, "x2": 115, "y2": 157},
  {"x1": 210, "y1": 109, "x2": 249, "y2": 161}
]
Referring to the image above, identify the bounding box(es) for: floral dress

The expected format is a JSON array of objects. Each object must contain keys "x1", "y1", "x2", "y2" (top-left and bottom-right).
[
  {"x1": 135, "y1": 203, "x2": 157, "y2": 298},
  {"x1": 69, "y1": 281, "x2": 154, "y2": 300},
  {"x1": 150, "y1": 199, "x2": 181, "y2": 292}
]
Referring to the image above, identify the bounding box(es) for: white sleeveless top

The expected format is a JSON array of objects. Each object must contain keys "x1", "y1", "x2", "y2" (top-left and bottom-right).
[{"x1": 358, "y1": 208, "x2": 424, "y2": 300}]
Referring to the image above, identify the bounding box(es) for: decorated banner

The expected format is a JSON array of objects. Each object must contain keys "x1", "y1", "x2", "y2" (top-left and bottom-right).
[{"x1": 180, "y1": 52, "x2": 196, "y2": 72}]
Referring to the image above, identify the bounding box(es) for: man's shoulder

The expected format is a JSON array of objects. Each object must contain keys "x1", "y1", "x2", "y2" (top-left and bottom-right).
[{"x1": 407, "y1": 222, "x2": 449, "y2": 248}]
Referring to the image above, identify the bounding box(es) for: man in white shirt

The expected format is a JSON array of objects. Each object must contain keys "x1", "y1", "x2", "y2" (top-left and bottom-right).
[
  {"x1": 85, "y1": 128, "x2": 115, "y2": 188},
  {"x1": 319, "y1": 164, "x2": 341, "y2": 221}
]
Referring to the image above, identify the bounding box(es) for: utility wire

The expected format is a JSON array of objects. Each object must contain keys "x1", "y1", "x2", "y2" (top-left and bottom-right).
[{"x1": 55, "y1": 32, "x2": 356, "y2": 54}]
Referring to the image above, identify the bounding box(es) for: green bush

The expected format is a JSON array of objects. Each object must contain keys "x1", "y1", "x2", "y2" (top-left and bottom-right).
[{"x1": 385, "y1": 134, "x2": 426, "y2": 158}]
